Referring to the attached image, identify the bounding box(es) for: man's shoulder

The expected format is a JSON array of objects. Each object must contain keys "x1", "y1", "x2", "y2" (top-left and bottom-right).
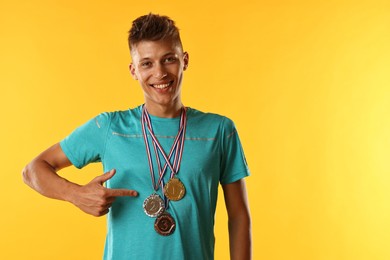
[
  {"x1": 188, "y1": 107, "x2": 225, "y2": 119},
  {"x1": 98, "y1": 106, "x2": 141, "y2": 121},
  {"x1": 89, "y1": 106, "x2": 141, "y2": 132},
  {"x1": 188, "y1": 107, "x2": 232, "y2": 125},
  {"x1": 187, "y1": 107, "x2": 236, "y2": 135}
]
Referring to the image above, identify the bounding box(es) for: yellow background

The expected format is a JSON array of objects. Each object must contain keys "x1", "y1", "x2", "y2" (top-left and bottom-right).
[{"x1": 1, "y1": 0, "x2": 390, "y2": 259}]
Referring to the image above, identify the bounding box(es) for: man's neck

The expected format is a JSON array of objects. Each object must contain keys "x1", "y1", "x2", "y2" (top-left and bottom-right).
[{"x1": 144, "y1": 102, "x2": 183, "y2": 118}]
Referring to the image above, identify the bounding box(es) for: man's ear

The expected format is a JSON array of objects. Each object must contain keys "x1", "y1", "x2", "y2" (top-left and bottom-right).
[
  {"x1": 129, "y1": 64, "x2": 138, "y2": 80},
  {"x1": 183, "y1": 52, "x2": 189, "y2": 71}
]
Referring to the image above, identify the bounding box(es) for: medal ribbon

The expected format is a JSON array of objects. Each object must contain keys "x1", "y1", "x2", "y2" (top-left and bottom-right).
[
  {"x1": 141, "y1": 105, "x2": 187, "y2": 191},
  {"x1": 144, "y1": 108, "x2": 186, "y2": 178}
]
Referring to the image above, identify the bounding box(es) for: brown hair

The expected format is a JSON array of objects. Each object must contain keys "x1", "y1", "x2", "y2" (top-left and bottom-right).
[{"x1": 128, "y1": 13, "x2": 183, "y2": 53}]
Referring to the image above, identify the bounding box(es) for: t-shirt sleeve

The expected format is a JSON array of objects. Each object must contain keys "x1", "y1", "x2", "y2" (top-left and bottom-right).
[
  {"x1": 219, "y1": 117, "x2": 250, "y2": 184},
  {"x1": 60, "y1": 113, "x2": 112, "y2": 169}
]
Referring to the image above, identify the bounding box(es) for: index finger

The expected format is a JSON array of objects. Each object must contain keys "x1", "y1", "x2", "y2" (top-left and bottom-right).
[{"x1": 106, "y1": 188, "x2": 138, "y2": 197}]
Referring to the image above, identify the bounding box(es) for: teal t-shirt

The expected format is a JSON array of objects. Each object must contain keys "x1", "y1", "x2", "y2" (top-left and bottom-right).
[{"x1": 60, "y1": 106, "x2": 249, "y2": 260}]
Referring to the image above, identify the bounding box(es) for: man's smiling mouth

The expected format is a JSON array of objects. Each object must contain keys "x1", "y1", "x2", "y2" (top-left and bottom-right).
[{"x1": 151, "y1": 81, "x2": 173, "y2": 89}]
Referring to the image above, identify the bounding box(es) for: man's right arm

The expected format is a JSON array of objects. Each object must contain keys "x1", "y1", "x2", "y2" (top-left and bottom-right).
[
  {"x1": 22, "y1": 143, "x2": 138, "y2": 217},
  {"x1": 22, "y1": 143, "x2": 76, "y2": 201}
]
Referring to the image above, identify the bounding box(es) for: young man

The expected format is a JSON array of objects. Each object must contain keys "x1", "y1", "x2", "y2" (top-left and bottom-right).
[{"x1": 23, "y1": 13, "x2": 251, "y2": 260}]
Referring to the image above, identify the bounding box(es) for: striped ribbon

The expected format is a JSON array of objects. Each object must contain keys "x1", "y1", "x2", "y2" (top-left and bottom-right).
[{"x1": 141, "y1": 105, "x2": 187, "y2": 191}]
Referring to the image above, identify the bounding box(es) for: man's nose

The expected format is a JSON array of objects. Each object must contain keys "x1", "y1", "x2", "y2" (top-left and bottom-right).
[{"x1": 154, "y1": 64, "x2": 167, "y2": 79}]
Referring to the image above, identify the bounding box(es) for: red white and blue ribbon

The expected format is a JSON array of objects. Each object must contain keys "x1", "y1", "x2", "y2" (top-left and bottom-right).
[{"x1": 141, "y1": 105, "x2": 187, "y2": 192}]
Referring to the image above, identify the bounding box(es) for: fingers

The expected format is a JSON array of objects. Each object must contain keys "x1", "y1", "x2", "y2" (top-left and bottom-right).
[
  {"x1": 86, "y1": 188, "x2": 137, "y2": 217},
  {"x1": 93, "y1": 169, "x2": 138, "y2": 197},
  {"x1": 73, "y1": 169, "x2": 138, "y2": 217},
  {"x1": 107, "y1": 188, "x2": 138, "y2": 197},
  {"x1": 88, "y1": 206, "x2": 110, "y2": 217},
  {"x1": 93, "y1": 169, "x2": 116, "y2": 185},
  {"x1": 93, "y1": 209, "x2": 109, "y2": 217}
]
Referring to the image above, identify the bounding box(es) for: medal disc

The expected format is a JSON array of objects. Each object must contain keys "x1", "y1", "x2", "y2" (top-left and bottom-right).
[
  {"x1": 164, "y1": 178, "x2": 186, "y2": 201},
  {"x1": 154, "y1": 213, "x2": 176, "y2": 236},
  {"x1": 143, "y1": 194, "x2": 165, "y2": 217}
]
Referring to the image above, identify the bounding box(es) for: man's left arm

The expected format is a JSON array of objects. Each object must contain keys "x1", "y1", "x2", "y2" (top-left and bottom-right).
[{"x1": 222, "y1": 179, "x2": 252, "y2": 260}]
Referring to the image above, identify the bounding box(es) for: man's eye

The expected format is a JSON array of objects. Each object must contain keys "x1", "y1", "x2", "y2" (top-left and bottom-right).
[
  {"x1": 164, "y1": 57, "x2": 176, "y2": 63},
  {"x1": 141, "y1": 62, "x2": 152, "y2": 67}
]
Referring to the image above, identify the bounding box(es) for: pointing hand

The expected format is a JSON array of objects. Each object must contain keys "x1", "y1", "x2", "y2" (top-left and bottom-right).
[{"x1": 70, "y1": 169, "x2": 138, "y2": 217}]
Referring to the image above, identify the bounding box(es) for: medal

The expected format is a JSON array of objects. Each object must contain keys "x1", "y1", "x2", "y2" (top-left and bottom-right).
[
  {"x1": 142, "y1": 105, "x2": 187, "y2": 200},
  {"x1": 154, "y1": 213, "x2": 176, "y2": 236},
  {"x1": 141, "y1": 107, "x2": 185, "y2": 218},
  {"x1": 141, "y1": 105, "x2": 187, "y2": 235},
  {"x1": 164, "y1": 178, "x2": 185, "y2": 201},
  {"x1": 143, "y1": 193, "x2": 165, "y2": 217}
]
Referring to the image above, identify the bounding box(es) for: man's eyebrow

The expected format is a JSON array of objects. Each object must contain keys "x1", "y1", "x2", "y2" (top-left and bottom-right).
[
  {"x1": 138, "y1": 57, "x2": 151, "y2": 62},
  {"x1": 162, "y1": 52, "x2": 176, "y2": 57},
  {"x1": 137, "y1": 52, "x2": 177, "y2": 63}
]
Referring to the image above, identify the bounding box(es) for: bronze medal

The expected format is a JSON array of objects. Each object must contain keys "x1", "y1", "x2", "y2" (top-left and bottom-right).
[
  {"x1": 164, "y1": 178, "x2": 185, "y2": 201},
  {"x1": 154, "y1": 213, "x2": 176, "y2": 236},
  {"x1": 143, "y1": 194, "x2": 165, "y2": 217}
]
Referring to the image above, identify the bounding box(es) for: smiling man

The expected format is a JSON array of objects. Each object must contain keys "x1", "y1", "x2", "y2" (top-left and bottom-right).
[
  {"x1": 23, "y1": 13, "x2": 251, "y2": 260},
  {"x1": 129, "y1": 38, "x2": 188, "y2": 117}
]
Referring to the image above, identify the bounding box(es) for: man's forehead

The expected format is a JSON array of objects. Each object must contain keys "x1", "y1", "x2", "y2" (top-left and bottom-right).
[{"x1": 131, "y1": 39, "x2": 183, "y2": 60}]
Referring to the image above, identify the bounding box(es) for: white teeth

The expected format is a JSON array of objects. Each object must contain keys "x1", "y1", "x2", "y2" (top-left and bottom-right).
[{"x1": 153, "y1": 82, "x2": 171, "y2": 89}]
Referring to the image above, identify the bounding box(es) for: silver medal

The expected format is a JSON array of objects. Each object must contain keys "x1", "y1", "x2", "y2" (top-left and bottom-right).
[{"x1": 143, "y1": 193, "x2": 165, "y2": 217}]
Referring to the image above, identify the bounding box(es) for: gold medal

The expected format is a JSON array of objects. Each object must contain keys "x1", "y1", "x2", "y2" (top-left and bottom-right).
[
  {"x1": 164, "y1": 178, "x2": 185, "y2": 201},
  {"x1": 143, "y1": 194, "x2": 165, "y2": 217},
  {"x1": 154, "y1": 213, "x2": 176, "y2": 236}
]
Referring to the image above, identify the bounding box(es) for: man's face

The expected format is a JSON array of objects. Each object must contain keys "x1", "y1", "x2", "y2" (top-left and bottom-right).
[{"x1": 129, "y1": 39, "x2": 189, "y2": 110}]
